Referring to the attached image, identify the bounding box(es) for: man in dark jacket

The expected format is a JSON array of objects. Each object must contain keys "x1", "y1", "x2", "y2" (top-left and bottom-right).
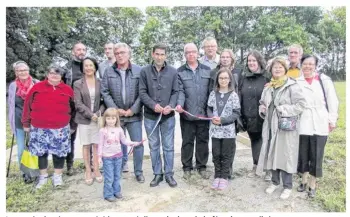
[
  {"x1": 176, "y1": 43, "x2": 211, "y2": 180},
  {"x1": 101, "y1": 42, "x2": 145, "y2": 183},
  {"x1": 139, "y1": 43, "x2": 178, "y2": 188},
  {"x1": 62, "y1": 42, "x2": 87, "y2": 176}
]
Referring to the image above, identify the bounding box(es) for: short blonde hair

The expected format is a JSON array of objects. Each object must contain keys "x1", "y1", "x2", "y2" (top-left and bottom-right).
[
  {"x1": 269, "y1": 56, "x2": 288, "y2": 74},
  {"x1": 101, "y1": 108, "x2": 121, "y2": 128}
]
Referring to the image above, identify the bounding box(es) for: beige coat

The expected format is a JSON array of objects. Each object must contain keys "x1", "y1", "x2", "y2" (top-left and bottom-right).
[
  {"x1": 256, "y1": 78, "x2": 306, "y2": 175},
  {"x1": 297, "y1": 74, "x2": 339, "y2": 136}
]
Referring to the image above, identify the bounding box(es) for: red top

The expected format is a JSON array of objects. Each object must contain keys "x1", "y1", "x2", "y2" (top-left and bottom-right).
[
  {"x1": 22, "y1": 80, "x2": 74, "y2": 129},
  {"x1": 305, "y1": 73, "x2": 320, "y2": 85}
]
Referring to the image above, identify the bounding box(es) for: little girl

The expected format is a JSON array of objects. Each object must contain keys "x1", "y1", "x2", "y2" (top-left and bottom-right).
[
  {"x1": 207, "y1": 68, "x2": 241, "y2": 190},
  {"x1": 98, "y1": 108, "x2": 140, "y2": 202}
]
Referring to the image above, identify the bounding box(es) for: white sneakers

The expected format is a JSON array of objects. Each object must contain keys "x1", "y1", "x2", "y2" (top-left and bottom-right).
[
  {"x1": 265, "y1": 184, "x2": 292, "y2": 199},
  {"x1": 36, "y1": 174, "x2": 48, "y2": 189},
  {"x1": 265, "y1": 184, "x2": 278, "y2": 194},
  {"x1": 280, "y1": 189, "x2": 292, "y2": 199},
  {"x1": 36, "y1": 173, "x2": 63, "y2": 189}
]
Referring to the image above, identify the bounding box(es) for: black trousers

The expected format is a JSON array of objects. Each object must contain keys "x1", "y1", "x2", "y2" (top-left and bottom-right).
[
  {"x1": 229, "y1": 138, "x2": 237, "y2": 176},
  {"x1": 65, "y1": 130, "x2": 76, "y2": 169},
  {"x1": 39, "y1": 153, "x2": 65, "y2": 170},
  {"x1": 212, "y1": 138, "x2": 235, "y2": 179},
  {"x1": 298, "y1": 135, "x2": 328, "y2": 177},
  {"x1": 180, "y1": 118, "x2": 209, "y2": 171},
  {"x1": 271, "y1": 169, "x2": 293, "y2": 189},
  {"x1": 247, "y1": 131, "x2": 262, "y2": 165}
]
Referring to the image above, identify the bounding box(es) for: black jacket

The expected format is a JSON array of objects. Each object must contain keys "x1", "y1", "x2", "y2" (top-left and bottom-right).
[
  {"x1": 139, "y1": 62, "x2": 178, "y2": 120},
  {"x1": 177, "y1": 62, "x2": 211, "y2": 121},
  {"x1": 238, "y1": 69, "x2": 270, "y2": 132}
]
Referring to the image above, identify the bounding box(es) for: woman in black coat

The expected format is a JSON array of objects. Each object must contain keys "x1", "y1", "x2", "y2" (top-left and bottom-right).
[{"x1": 238, "y1": 50, "x2": 271, "y2": 180}]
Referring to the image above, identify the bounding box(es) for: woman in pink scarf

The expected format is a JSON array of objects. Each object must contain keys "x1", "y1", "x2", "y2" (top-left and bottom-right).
[{"x1": 7, "y1": 61, "x2": 38, "y2": 183}]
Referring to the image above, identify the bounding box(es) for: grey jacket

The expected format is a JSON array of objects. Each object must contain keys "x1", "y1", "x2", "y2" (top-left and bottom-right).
[
  {"x1": 101, "y1": 63, "x2": 142, "y2": 122},
  {"x1": 73, "y1": 78, "x2": 105, "y2": 125},
  {"x1": 139, "y1": 62, "x2": 178, "y2": 120},
  {"x1": 177, "y1": 62, "x2": 211, "y2": 121},
  {"x1": 256, "y1": 78, "x2": 306, "y2": 176}
]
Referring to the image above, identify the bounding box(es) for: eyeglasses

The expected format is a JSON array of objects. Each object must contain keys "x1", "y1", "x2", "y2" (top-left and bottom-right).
[
  {"x1": 115, "y1": 51, "x2": 127, "y2": 56},
  {"x1": 48, "y1": 71, "x2": 62, "y2": 76},
  {"x1": 185, "y1": 50, "x2": 197, "y2": 55},
  {"x1": 204, "y1": 45, "x2": 217, "y2": 48},
  {"x1": 15, "y1": 69, "x2": 29, "y2": 73}
]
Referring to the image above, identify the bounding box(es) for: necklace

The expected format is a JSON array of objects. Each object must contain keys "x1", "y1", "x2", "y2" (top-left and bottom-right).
[{"x1": 219, "y1": 90, "x2": 228, "y2": 98}]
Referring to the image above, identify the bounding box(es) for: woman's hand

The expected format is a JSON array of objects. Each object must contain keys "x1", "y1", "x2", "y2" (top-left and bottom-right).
[
  {"x1": 91, "y1": 114, "x2": 98, "y2": 122},
  {"x1": 212, "y1": 116, "x2": 221, "y2": 125},
  {"x1": 23, "y1": 127, "x2": 30, "y2": 132},
  {"x1": 329, "y1": 123, "x2": 336, "y2": 132},
  {"x1": 259, "y1": 105, "x2": 267, "y2": 115}
]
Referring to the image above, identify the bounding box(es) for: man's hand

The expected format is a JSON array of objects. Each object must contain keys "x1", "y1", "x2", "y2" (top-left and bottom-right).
[
  {"x1": 162, "y1": 105, "x2": 172, "y2": 115},
  {"x1": 117, "y1": 109, "x2": 127, "y2": 116},
  {"x1": 212, "y1": 116, "x2": 221, "y2": 125},
  {"x1": 154, "y1": 104, "x2": 164, "y2": 113},
  {"x1": 124, "y1": 109, "x2": 134, "y2": 117},
  {"x1": 24, "y1": 127, "x2": 30, "y2": 132},
  {"x1": 175, "y1": 105, "x2": 184, "y2": 113}
]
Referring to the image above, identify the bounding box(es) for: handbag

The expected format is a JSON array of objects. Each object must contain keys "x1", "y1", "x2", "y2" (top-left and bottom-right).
[
  {"x1": 20, "y1": 133, "x2": 39, "y2": 180},
  {"x1": 277, "y1": 113, "x2": 298, "y2": 131},
  {"x1": 273, "y1": 87, "x2": 298, "y2": 131}
]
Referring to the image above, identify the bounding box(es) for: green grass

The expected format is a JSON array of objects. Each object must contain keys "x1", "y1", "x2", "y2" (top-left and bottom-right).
[
  {"x1": 6, "y1": 110, "x2": 13, "y2": 149},
  {"x1": 6, "y1": 160, "x2": 85, "y2": 212},
  {"x1": 315, "y1": 81, "x2": 346, "y2": 212}
]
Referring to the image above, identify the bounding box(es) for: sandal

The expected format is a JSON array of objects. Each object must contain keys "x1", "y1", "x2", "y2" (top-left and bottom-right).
[
  {"x1": 85, "y1": 172, "x2": 94, "y2": 185},
  {"x1": 95, "y1": 175, "x2": 103, "y2": 183}
]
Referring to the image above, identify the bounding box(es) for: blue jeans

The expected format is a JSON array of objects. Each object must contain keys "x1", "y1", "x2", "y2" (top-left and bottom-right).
[
  {"x1": 16, "y1": 128, "x2": 25, "y2": 167},
  {"x1": 121, "y1": 121, "x2": 144, "y2": 176},
  {"x1": 144, "y1": 116, "x2": 175, "y2": 177},
  {"x1": 102, "y1": 157, "x2": 122, "y2": 199}
]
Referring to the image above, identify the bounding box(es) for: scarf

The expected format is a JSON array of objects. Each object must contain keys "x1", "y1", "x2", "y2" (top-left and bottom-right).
[
  {"x1": 267, "y1": 75, "x2": 288, "y2": 88},
  {"x1": 15, "y1": 76, "x2": 33, "y2": 100}
]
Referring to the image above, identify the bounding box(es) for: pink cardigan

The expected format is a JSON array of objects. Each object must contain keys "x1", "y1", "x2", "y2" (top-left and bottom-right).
[{"x1": 98, "y1": 127, "x2": 138, "y2": 158}]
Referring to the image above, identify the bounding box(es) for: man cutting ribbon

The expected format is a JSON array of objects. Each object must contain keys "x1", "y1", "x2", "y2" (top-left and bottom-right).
[{"x1": 139, "y1": 43, "x2": 179, "y2": 188}]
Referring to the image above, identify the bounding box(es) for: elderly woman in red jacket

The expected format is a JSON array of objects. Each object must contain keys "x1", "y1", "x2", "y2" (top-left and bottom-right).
[{"x1": 22, "y1": 66, "x2": 75, "y2": 189}]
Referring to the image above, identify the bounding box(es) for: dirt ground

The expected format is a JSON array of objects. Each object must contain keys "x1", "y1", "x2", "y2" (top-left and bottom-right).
[{"x1": 39, "y1": 149, "x2": 324, "y2": 212}]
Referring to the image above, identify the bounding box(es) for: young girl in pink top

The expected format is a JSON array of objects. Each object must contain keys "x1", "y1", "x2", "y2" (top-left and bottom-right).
[{"x1": 98, "y1": 108, "x2": 140, "y2": 202}]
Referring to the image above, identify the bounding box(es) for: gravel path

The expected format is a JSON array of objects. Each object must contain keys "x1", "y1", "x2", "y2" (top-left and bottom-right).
[{"x1": 41, "y1": 150, "x2": 324, "y2": 212}]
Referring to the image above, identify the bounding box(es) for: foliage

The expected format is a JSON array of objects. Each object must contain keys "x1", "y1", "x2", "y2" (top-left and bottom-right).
[{"x1": 6, "y1": 6, "x2": 346, "y2": 81}]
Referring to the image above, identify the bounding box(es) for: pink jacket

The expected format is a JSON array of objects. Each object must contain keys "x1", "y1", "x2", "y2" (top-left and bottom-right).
[{"x1": 98, "y1": 127, "x2": 138, "y2": 158}]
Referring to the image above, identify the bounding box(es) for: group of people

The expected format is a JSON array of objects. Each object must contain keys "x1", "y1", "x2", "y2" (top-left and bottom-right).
[{"x1": 8, "y1": 36, "x2": 339, "y2": 202}]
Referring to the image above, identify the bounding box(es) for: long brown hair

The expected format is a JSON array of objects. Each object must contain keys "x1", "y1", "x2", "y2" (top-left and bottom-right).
[
  {"x1": 102, "y1": 108, "x2": 121, "y2": 128},
  {"x1": 214, "y1": 68, "x2": 235, "y2": 92}
]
